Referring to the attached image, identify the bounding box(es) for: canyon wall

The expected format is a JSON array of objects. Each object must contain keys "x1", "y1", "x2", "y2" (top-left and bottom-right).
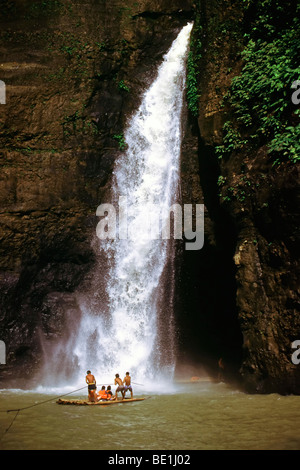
[
  {"x1": 187, "y1": 0, "x2": 300, "y2": 393},
  {"x1": 0, "y1": 0, "x2": 193, "y2": 386},
  {"x1": 0, "y1": 0, "x2": 299, "y2": 394}
]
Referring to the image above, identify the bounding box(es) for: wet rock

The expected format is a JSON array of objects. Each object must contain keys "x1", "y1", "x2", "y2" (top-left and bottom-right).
[
  {"x1": 0, "y1": 0, "x2": 194, "y2": 386},
  {"x1": 191, "y1": 0, "x2": 300, "y2": 394}
]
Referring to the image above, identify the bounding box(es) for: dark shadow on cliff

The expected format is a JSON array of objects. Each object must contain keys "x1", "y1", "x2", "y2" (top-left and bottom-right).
[{"x1": 175, "y1": 120, "x2": 243, "y2": 384}]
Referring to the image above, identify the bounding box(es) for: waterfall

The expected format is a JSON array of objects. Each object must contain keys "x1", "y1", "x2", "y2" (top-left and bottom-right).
[{"x1": 40, "y1": 23, "x2": 193, "y2": 392}]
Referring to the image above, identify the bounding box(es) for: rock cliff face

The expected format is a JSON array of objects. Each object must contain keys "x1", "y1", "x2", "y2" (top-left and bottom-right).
[
  {"x1": 0, "y1": 0, "x2": 299, "y2": 394},
  {"x1": 186, "y1": 0, "x2": 300, "y2": 393},
  {"x1": 0, "y1": 0, "x2": 193, "y2": 386}
]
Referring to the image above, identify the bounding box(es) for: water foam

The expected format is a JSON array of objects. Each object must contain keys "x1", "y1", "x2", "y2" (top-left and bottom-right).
[{"x1": 41, "y1": 23, "x2": 193, "y2": 392}]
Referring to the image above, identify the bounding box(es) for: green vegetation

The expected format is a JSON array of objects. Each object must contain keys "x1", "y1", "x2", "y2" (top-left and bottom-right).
[
  {"x1": 58, "y1": 33, "x2": 90, "y2": 59},
  {"x1": 186, "y1": 51, "x2": 199, "y2": 117},
  {"x1": 268, "y1": 124, "x2": 300, "y2": 164},
  {"x1": 47, "y1": 67, "x2": 65, "y2": 82},
  {"x1": 118, "y1": 80, "x2": 130, "y2": 93},
  {"x1": 113, "y1": 133, "x2": 126, "y2": 151},
  {"x1": 62, "y1": 111, "x2": 99, "y2": 137},
  {"x1": 217, "y1": 175, "x2": 226, "y2": 187},
  {"x1": 45, "y1": 32, "x2": 97, "y2": 80},
  {"x1": 96, "y1": 41, "x2": 107, "y2": 52},
  {"x1": 218, "y1": 173, "x2": 255, "y2": 204},
  {"x1": 186, "y1": 21, "x2": 203, "y2": 117},
  {"x1": 216, "y1": 0, "x2": 300, "y2": 164}
]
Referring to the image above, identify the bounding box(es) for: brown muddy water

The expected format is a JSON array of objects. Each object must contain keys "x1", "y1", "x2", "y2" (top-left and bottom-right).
[{"x1": 0, "y1": 381, "x2": 299, "y2": 450}]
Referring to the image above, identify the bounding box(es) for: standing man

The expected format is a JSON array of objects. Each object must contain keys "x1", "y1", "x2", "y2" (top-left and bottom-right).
[
  {"x1": 86, "y1": 370, "x2": 97, "y2": 402},
  {"x1": 123, "y1": 371, "x2": 133, "y2": 398},
  {"x1": 114, "y1": 373, "x2": 125, "y2": 400}
]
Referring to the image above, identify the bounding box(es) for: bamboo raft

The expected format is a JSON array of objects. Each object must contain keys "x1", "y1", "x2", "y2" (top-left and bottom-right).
[{"x1": 56, "y1": 397, "x2": 147, "y2": 406}]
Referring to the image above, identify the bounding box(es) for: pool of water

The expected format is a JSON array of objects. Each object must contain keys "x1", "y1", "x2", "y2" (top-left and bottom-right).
[{"x1": 0, "y1": 381, "x2": 299, "y2": 450}]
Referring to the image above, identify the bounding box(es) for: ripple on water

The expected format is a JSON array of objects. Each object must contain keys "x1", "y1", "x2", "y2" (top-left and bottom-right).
[{"x1": 0, "y1": 384, "x2": 300, "y2": 450}]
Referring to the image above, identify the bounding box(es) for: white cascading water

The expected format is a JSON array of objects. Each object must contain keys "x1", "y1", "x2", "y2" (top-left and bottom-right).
[{"x1": 40, "y1": 23, "x2": 193, "y2": 393}]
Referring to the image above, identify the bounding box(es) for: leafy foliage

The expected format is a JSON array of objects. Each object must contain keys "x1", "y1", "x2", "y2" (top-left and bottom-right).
[
  {"x1": 217, "y1": 0, "x2": 300, "y2": 164},
  {"x1": 118, "y1": 80, "x2": 130, "y2": 93},
  {"x1": 113, "y1": 133, "x2": 126, "y2": 151},
  {"x1": 186, "y1": 21, "x2": 202, "y2": 117},
  {"x1": 186, "y1": 51, "x2": 199, "y2": 117}
]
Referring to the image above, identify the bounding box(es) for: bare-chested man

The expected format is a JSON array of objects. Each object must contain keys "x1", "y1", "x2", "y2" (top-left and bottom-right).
[
  {"x1": 86, "y1": 370, "x2": 97, "y2": 402},
  {"x1": 123, "y1": 371, "x2": 133, "y2": 398},
  {"x1": 114, "y1": 373, "x2": 125, "y2": 400}
]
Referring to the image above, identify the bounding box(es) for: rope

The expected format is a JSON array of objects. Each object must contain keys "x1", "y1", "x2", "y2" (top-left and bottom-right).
[
  {"x1": 4, "y1": 409, "x2": 20, "y2": 436},
  {"x1": 0, "y1": 381, "x2": 145, "y2": 441},
  {"x1": 6, "y1": 385, "x2": 88, "y2": 413},
  {"x1": 0, "y1": 385, "x2": 88, "y2": 441}
]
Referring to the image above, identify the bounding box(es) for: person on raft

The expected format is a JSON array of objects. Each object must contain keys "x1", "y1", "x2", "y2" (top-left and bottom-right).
[
  {"x1": 114, "y1": 373, "x2": 125, "y2": 400},
  {"x1": 106, "y1": 385, "x2": 115, "y2": 400},
  {"x1": 97, "y1": 385, "x2": 108, "y2": 401},
  {"x1": 86, "y1": 370, "x2": 97, "y2": 402},
  {"x1": 123, "y1": 371, "x2": 133, "y2": 398}
]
